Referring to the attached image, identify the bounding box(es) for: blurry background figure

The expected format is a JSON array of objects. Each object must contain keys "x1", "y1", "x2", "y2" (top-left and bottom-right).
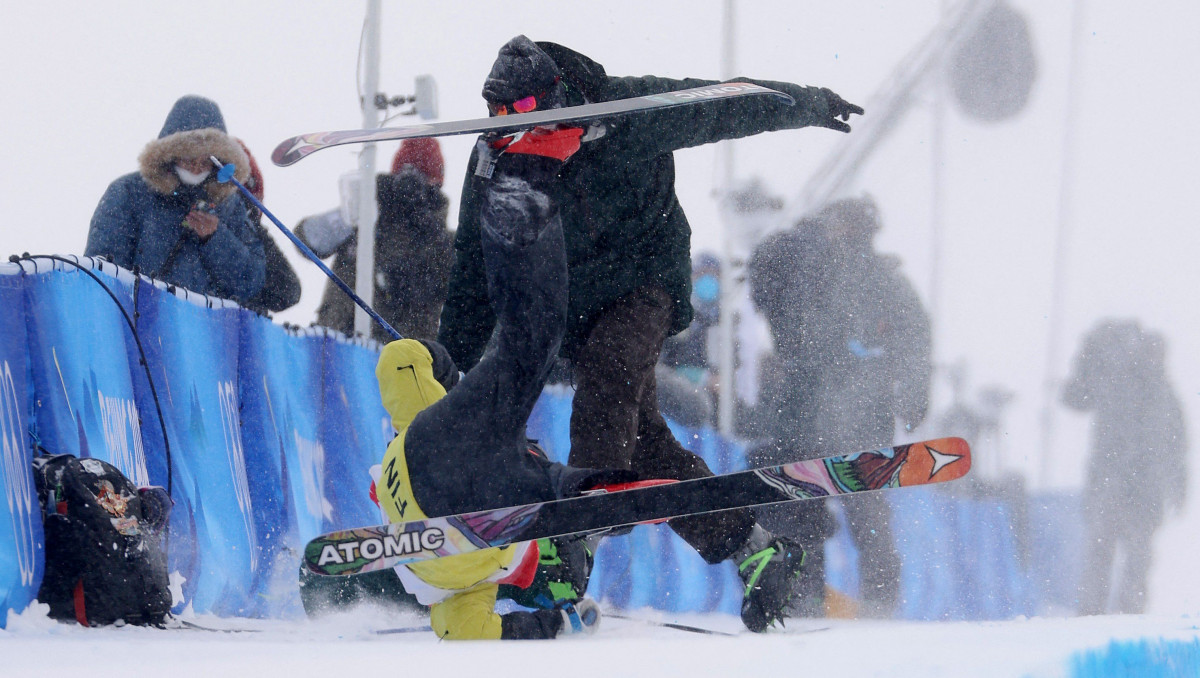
[
  {"x1": 295, "y1": 138, "x2": 452, "y2": 342},
  {"x1": 746, "y1": 196, "x2": 932, "y2": 617},
  {"x1": 1062, "y1": 319, "x2": 1187, "y2": 615},
  {"x1": 716, "y1": 179, "x2": 783, "y2": 437},
  {"x1": 657, "y1": 252, "x2": 721, "y2": 428},
  {"x1": 233, "y1": 139, "x2": 302, "y2": 317}
]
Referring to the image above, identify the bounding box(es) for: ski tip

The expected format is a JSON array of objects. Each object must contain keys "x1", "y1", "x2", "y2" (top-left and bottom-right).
[
  {"x1": 912, "y1": 436, "x2": 969, "y2": 484},
  {"x1": 900, "y1": 437, "x2": 972, "y2": 485},
  {"x1": 270, "y1": 137, "x2": 307, "y2": 167}
]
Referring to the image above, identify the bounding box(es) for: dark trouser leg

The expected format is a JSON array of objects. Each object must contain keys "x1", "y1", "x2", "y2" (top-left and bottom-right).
[
  {"x1": 406, "y1": 177, "x2": 568, "y2": 517},
  {"x1": 569, "y1": 286, "x2": 754, "y2": 563},
  {"x1": 839, "y1": 492, "x2": 901, "y2": 615}
]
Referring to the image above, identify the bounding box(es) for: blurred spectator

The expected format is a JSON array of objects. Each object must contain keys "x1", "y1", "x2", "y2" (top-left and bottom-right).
[
  {"x1": 1063, "y1": 319, "x2": 1187, "y2": 615},
  {"x1": 747, "y1": 196, "x2": 932, "y2": 617},
  {"x1": 234, "y1": 139, "x2": 301, "y2": 316},
  {"x1": 657, "y1": 252, "x2": 721, "y2": 427},
  {"x1": 85, "y1": 95, "x2": 265, "y2": 303},
  {"x1": 295, "y1": 138, "x2": 452, "y2": 342},
  {"x1": 662, "y1": 252, "x2": 721, "y2": 384}
]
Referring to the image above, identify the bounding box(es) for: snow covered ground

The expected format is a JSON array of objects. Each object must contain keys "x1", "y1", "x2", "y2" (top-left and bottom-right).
[{"x1": 3, "y1": 605, "x2": 1197, "y2": 677}]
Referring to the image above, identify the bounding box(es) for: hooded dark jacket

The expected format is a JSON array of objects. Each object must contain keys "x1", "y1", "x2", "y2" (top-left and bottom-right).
[
  {"x1": 85, "y1": 96, "x2": 265, "y2": 303},
  {"x1": 438, "y1": 42, "x2": 851, "y2": 369},
  {"x1": 748, "y1": 214, "x2": 931, "y2": 454},
  {"x1": 297, "y1": 170, "x2": 452, "y2": 342}
]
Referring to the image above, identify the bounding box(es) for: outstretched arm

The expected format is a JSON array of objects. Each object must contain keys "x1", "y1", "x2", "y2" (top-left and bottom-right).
[{"x1": 599, "y1": 75, "x2": 862, "y2": 160}]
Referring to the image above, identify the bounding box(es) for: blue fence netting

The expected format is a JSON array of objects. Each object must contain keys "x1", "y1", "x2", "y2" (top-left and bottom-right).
[{"x1": 0, "y1": 257, "x2": 1082, "y2": 626}]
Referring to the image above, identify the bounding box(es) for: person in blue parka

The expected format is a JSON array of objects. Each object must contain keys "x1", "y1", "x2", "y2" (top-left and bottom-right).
[{"x1": 85, "y1": 95, "x2": 265, "y2": 303}]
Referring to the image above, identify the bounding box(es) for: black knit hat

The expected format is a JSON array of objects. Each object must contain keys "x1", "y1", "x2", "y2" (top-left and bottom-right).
[{"x1": 482, "y1": 35, "x2": 562, "y2": 105}]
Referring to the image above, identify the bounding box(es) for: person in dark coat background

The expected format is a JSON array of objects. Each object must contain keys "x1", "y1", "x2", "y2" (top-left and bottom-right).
[
  {"x1": 296, "y1": 138, "x2": 453, "y2": 342},
  {"x1": 748, "y1": 196, "x2": 931, "y2": 618},
  {"x1": 1063, "y1": 319, "x2": 1187, "y2": 615},
  {"x1": 233, "y1": 138, "x2": 302, "y2": 317},
  {"x1": 656, "y1": 252, "x2": 722, "y2": 428},
  {"x1": 660, "y1": 251, "x2": 722, "y2": 385},
  {"x1": 85, "y1": 95, "x2": 265, "y2": 304},
  {"x1": 437, "y1": 35, "x2": 864, "y2": 632}
]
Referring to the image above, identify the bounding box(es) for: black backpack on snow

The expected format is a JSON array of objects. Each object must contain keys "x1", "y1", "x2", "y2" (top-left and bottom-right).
[{"x1": 33, "y1": 453, "x2": 172, "y2": 626}]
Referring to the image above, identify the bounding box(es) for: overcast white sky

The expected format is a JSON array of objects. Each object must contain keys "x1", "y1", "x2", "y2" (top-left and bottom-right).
[{"x1": 2, "y1": 0, "x2": 1199, "y2": 608}]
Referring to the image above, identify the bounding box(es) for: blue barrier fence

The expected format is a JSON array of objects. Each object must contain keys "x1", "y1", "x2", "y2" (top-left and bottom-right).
[{"x1": 0, "y1": 257, "x2": 1081, "y2": 626}]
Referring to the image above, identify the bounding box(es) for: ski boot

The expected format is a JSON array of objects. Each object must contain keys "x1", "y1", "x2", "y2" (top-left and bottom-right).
[{"x1": 735, "y1": 526, "x2": 807, "y2": 632}]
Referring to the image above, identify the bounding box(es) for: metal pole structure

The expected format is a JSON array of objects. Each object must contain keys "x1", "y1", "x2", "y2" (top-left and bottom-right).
[
  {"x1": 354, "y1": 0, "x2": 382, "y2": 337},
  {"x1": 1038, "y1": 0, "x2": 1088, "y2": 486},
  {"x1": 781, "y1": 0, "x2": 996, "y2": 224},
  {"x1": 930, "y1": 0, "x2": 949, "y2": 332},
  {"x1": 716, "y1": 0, "x2": 738, "y2": 435}
]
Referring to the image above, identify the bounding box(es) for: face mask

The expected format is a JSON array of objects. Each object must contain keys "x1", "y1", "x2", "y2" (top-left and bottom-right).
[
  {"x1": 175, "y1": 165, "x2": 211, "y2": 186},
  {"x1": 693, "y1": 274, "x2": 719, "y2": 303}
]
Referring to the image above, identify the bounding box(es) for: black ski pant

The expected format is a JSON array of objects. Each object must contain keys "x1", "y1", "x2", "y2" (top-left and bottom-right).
[
  {"x1": 568, "y1": 285, "x2": 755, "y2": 564},
  {"x1": 405, "y1": 176, "x2": 570, "y2": 520}
]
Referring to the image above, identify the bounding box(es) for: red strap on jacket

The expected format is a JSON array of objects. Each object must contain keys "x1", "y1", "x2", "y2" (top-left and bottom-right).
[{"x1": 491, "y1": 127, "x2": 584, "y2": 162}]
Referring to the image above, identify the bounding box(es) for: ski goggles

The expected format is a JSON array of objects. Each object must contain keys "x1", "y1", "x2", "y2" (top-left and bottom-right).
[
  {"x1": 488, "y1": 78, "x2": 561, "y2": 116},
  {"x1": 489, "y1": 95, "x2": 540, "y2": 116}
]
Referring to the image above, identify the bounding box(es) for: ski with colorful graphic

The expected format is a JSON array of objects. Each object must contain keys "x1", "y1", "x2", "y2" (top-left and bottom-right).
[
  {"x1": 304, "y1": 437, "x2": 971, "y2": 576},
  {"x1": 272, "y1": 82, "x2": 793, "y2": 167}
]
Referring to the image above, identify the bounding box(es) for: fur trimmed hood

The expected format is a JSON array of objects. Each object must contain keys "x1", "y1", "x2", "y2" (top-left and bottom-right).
[{"x1": 137, "y1": 96, "x2": 250, "y2": 202}]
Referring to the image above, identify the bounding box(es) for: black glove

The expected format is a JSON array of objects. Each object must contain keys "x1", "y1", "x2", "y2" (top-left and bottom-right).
[
  {"x1": 416, "y1": 339, "x2": 460, "y2": 391},
  {"x1": 813, "y1": 87, "x2": 864, "y2": 133}
]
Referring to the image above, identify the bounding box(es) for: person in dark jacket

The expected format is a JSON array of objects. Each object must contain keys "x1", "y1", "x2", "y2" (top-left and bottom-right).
[
  {"x1": 1063, "y1": 319, "x2": 1187, "y2": 615},
  {"x1": 85, "y1": 95, "x2": 265, "y2": 304},
  {"x1": 747, "y1": 196, "x2": 932, "y2": 618},
  {"x1": 234, "y1": 138, "x2": 302, "y2": 316},
  {"x1": 437, "y1": 35, "x2": 862, "y2": 631},
  {"x1": 295, "y1": 138, "x2": 453, "y2": 342}
]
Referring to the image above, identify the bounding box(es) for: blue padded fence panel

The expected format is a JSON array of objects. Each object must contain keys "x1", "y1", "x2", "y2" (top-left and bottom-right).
[
  {"x1": 132, "y1": 281, "x2": 257, "y2": 615},
  {"x1": 0, "y1": 272, "x2": 42, "y2": 626},
  {"x1": 23, "y1": 268, "x2": 149, "y2": 484},
  {"x1": 237, "y1": 319, "x2": 329, "y2": 618}
]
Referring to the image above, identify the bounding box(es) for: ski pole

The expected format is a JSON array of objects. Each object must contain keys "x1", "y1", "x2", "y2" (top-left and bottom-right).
[{"x1": 210, "y1": 156, "x2": 402, "y2": 341}]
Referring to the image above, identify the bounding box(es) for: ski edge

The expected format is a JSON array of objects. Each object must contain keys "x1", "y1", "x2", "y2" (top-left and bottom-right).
[{"x1": 271, "y1": 82, "x2": 793, "y2": 167}]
